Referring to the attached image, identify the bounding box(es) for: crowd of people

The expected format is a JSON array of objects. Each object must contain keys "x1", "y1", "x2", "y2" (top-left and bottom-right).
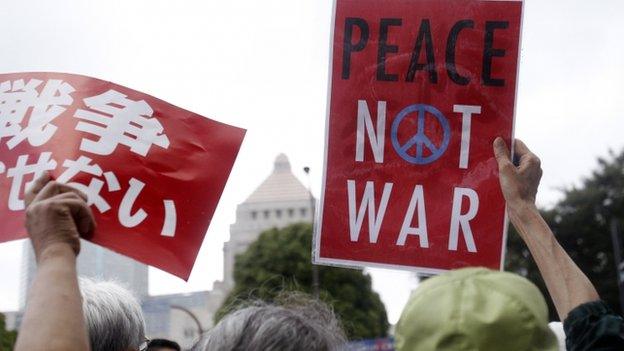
[{"x1": 11, "y1": 139, "x2": 624, "y2": 351}]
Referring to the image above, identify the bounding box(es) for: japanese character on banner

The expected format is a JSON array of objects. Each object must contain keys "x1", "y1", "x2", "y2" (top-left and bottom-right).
[
  {"x1": 117, "y1": 177, "x2": 177, "y2": 237},
  {"x1": 55, "y1": 157, "x2": 177, "y2": 237},
  {"x1": 55, "y1": 155, "x2": 177, "y2": 237},
  {"x1": 74, "y1": 89, "x2": 170, "y2": 157},
  {"x1": 6, "y1": 152, "x2": 57, "y2": 211},
  {"x1": 2, "y1": 151, "x2": 177, "y2": 237},
  {"x1": 56, "y1": 156, "x2": 121, "y2": 213},
  {"x1": 0, "y1": 79, "x2": 75, "y2": 149},
  {"x1": 0, "y1": 72, "x2": 246, "y2": 280}
]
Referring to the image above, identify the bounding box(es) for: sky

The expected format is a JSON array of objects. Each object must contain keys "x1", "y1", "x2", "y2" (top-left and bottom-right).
[{"x1": 0, "y1": 0, "x2": 623, "y2": 325}]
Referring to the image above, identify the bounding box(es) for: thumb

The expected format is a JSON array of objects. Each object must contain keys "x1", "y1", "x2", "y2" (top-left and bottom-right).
[
  {"x1": 493, "y1": 137, "x2": 511, "y2": 163},
  {"x1": 493, "y1": 137, "x2": 516, "y2": 175}
]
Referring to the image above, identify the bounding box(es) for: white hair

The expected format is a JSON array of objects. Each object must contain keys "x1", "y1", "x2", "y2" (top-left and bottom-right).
[
  {"x1": 194, "y1": 293, "x2": 347, "y2": 351},
  {"x1": 79, "y1": 277, "x2": 146, "y2": 351}
]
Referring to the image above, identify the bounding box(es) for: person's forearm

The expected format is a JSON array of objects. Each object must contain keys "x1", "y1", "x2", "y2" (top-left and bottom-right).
[
  {"x1": 14, "y1": 243, "x2": 90, "y2": 351},
  {"x1": 509, "y1": 203, "x2": 599, "y2": 320}
]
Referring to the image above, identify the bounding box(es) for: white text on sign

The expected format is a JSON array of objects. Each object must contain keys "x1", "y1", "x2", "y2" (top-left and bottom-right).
[{"x1": 350, "y1": 100, "x2": 483, "y2": 253}]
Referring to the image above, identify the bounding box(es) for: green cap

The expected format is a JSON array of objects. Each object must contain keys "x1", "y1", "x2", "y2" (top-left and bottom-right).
[{"x1": 395, "y1": 267, "x2": 558, "y2": 351}]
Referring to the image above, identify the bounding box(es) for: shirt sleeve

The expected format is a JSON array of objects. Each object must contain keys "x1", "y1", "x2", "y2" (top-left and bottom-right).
[{"x1": 564, "y1": 300, "x2": 624, "y2": 351}]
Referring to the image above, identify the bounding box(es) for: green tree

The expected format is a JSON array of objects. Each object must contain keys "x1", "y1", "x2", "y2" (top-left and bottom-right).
[
  {"x1": 506, "y1": 149, "x2": 624, "y2": 320},
  {"x1": 215, "y1": 223, "x2": 389, "y2": 340},
  {"x1": 0, "y1": 313, "x2": 17, "y2": 351}
]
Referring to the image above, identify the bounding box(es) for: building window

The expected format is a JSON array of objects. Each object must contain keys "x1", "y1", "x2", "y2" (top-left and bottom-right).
[
  {"x1": 276, "y1": 209, "x2": 282, "y2": 218},
  {"x1": 288, "y1": 208, "x2": 295, "y2": 217},
  {"x1": 300, "y1": 208, "x2": 307, "y2": 217},
  {"x1": 251, "y1": 211, "x2": 257, "y2": 220},
  {"x1": 264, "y1": 210, "x2": 270, "y2": 219}
]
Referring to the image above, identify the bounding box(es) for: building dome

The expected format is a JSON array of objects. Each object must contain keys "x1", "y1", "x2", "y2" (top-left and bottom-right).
[
  {"x1": 245, "y1": 153, "x2": 311, "y2": 203},
  {"x1": 223, "y1": 153, "x2": 316, "y2": 293},
  {"x1": 274, "y1": 153, "x2": 291, "y2": 172}
]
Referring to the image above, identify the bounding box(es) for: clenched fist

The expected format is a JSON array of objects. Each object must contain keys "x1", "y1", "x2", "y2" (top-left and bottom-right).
[
  {"x1": 24, "y1": 173, "x2": 96, "y2": 261},
  {"x1": 493, "y1": 137, "x2": 543, "y2": 212}
]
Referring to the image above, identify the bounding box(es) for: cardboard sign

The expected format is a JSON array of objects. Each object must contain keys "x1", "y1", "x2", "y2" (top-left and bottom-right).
[
  {"x1": 0, "y1": 72, "x2": 245, "y2": 280},
  {"x1": 314, "y1": 0, "x2": 523, "y2": 273}
]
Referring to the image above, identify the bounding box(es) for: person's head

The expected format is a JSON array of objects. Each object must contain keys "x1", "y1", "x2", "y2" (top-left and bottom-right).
[
  {"x1": 396, "y1": 267, "x2": 558, "y2": 351},
  {"x1": 194, "y1": 292, "x2": 346, "y2": 351},
  {"x1": 79, "y1": 277, "x2": 147, "y2": 351},
  {"x1": 147, "y1": 338, "x2": 181, "y2": 351}
]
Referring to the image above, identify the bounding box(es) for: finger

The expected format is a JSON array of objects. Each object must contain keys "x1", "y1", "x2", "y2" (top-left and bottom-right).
[
  {"x1": 61, "y1": 199, "x2": 96, "y2": 239},
  {"x1": 493, "y1": 137, "x2": 512, "y2": 163},
  {"x1": 514, "y1": 139, "x2": 541, "y2": 172},
  {"x1": 33, "y1": 181, "x2": 88, "y2": 204},
  {"x1": 493, "y1": 137, "x2": 519, "y2": 179},
  {"x1": 24, "y1": 172, "x2": 52, "y2": 206},
  {"x1": 49, "y1": 191, "x2": 89, "y2": 202},
  {"x1": 513, "y1": 139, "x2": 532, "y2": 157}
]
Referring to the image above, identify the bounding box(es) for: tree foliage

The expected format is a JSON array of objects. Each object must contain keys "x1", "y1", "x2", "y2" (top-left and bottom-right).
[
  {"x1": 215, "y1": 223, "x2": 389, "y2": 340},
  {"x1": 506, "y1": 149, "x2": 624, "y2": 320},
  {"x1": 0, "y1": 313, "x2": 17, "y2": 351}
]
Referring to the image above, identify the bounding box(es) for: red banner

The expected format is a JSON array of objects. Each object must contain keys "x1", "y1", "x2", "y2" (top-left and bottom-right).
[
  {"x1": 0, "y1": 72, "x2": 245, "y2": 280},
  {"x1": 314, "y1": 0, "x2": 523, "y2": 273}
]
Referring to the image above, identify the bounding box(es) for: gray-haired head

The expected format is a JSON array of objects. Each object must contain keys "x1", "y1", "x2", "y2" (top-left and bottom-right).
[
  {"x1": 79, "y1": 277, "x2": 146, "y2": 351},
  {"x1": 195, "y1": 293, "x2": 346, "y2": 351}
]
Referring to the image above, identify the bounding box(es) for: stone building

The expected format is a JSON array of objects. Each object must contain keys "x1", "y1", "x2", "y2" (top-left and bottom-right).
[{"x1": 221, "y1": 153, "x2": 314, "y2": 289}]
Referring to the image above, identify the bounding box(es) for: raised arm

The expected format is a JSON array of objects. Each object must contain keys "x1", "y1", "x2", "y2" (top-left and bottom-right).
[
  {"x1": 14, "y1": 174, "x2": 95, "y2": 351},
  {"x1": 493, "y1": 137, "x2": 599, "y2": 320}
]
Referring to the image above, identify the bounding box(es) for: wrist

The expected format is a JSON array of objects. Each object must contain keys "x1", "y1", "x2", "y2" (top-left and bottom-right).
[
  {"x1": 507, "y1": 201, "x2": 538, "y2": 220},
  {"x1": 37, "y1": 242, "x2": 77, "y2": 264},
  {"x1": 507, "y1": 201, "x2": 559, "y2": 248},
  {"x1": 507, "y1": 201, "x2": 542, "y2": 233}
]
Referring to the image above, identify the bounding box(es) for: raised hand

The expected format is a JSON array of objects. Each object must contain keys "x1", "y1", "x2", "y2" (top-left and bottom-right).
[
  {"x1": 493, "y1": 137, "x2": 543, "y2": 211},
  {"x1": 24, "y1": 173, "x2": 95, "y2": 260}
]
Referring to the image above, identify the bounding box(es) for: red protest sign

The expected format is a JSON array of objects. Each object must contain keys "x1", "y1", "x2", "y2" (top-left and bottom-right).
[
  {"x1": 0, "y1": 72, "x2": 245, "y2": 280},
  {"x1": 314, "y1": 0, "x2": 523, "y2": 273}
]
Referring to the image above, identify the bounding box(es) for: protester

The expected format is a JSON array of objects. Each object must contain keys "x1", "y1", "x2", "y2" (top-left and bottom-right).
[
  {"x1": 14, "y1": 174, "x2": 93, "y2": 351},
  {"x1": 395, "y1": 138, "x2": 624, "y2": 351},
  {"x1": 13, "y1": 173, "x2": 148, "y2": 351},
  {"x1": 147, "y1": 338, "x2": 181, "y2": 351},
  {"x1": 193, "y1": 293, "x2": 346, "y2": 351},
  {"x1": 396, "y1": 267, "x2": 559, "y2": 350},
  {"x1": 493, "y1": 138, "x2": 624, "y2": 350},
  {"x1": 80, "y1": 277, "x2": 147, "y2": 351}
]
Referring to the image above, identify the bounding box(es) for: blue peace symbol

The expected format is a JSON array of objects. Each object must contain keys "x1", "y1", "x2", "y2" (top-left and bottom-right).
[{"x1": 391, "y1": 104, "x2": 450, "y2": 165}]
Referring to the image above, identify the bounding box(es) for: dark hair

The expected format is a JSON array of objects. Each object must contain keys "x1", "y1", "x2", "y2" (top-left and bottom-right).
[{"x1": 147, "y1": 338, "x2": 181, "y2": 351}]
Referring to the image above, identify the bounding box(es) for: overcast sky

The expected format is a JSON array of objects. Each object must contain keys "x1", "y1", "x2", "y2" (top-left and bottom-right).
[{"x1": 0, "y1": 0, "x2": 623, "y2": 325}]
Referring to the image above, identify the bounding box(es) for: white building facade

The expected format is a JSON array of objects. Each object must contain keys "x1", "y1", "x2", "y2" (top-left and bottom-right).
[{"x1": 221, "y1": 153, "x2": 315, "y2": 289}]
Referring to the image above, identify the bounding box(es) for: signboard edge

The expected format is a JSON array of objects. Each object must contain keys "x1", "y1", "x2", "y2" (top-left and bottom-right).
[{"x1": 312, "y1": 0, "x2": 339, "y2": 266}]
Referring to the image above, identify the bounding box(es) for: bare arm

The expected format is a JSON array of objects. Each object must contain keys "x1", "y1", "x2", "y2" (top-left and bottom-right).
[
  {"x1": 15, "y1": 244, "x2": 89, "y2": 351},
  {"x1": 14, "y1": 174, "x2": 94, "y2": 351},
  {"x1": 494, "y1": 137, "x2": 599, "y2": 320}
]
